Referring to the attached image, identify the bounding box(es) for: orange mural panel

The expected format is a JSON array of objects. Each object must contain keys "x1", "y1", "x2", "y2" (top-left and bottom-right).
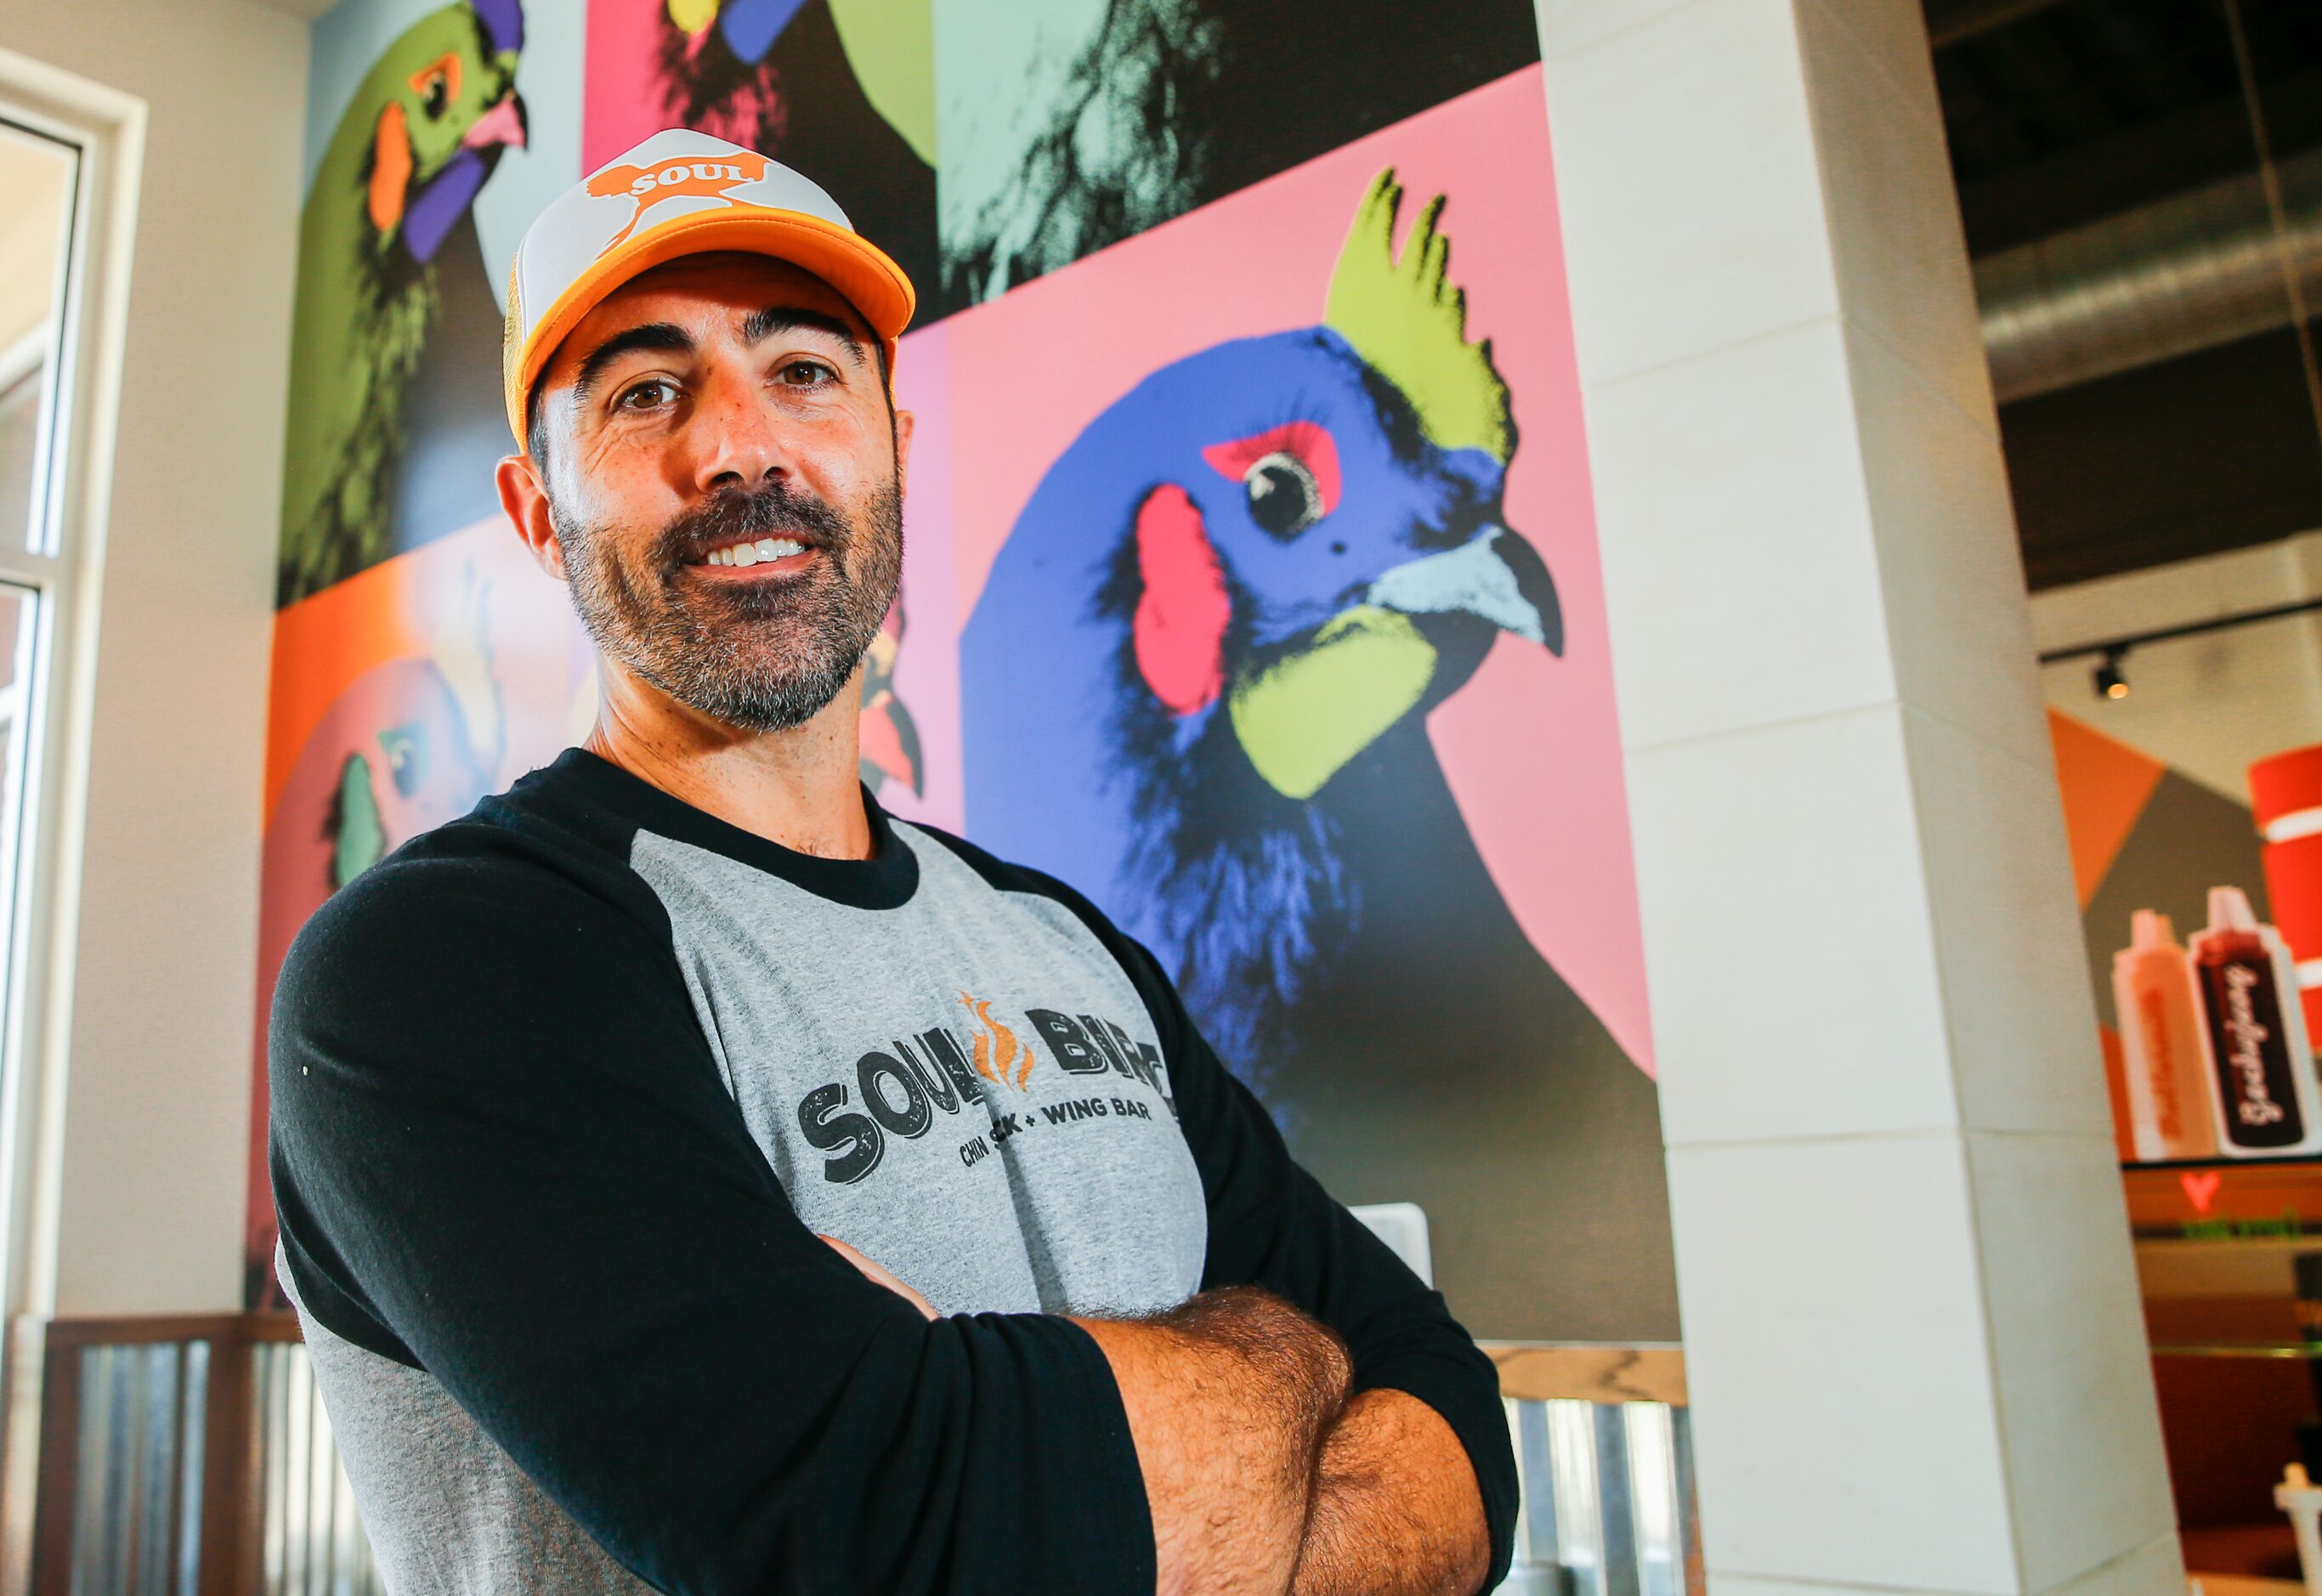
[
  {"x1": 263, "y1": 556, "x2": 427, "y2": 826},
  {"x1": 2049, "y1": 709, "x2": 2166, "y2": 908}
]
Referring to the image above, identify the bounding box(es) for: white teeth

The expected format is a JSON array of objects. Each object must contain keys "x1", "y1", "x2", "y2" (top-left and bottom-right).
[{"x1": 701, "y1": 537, "x2": 807, "y2": 568}]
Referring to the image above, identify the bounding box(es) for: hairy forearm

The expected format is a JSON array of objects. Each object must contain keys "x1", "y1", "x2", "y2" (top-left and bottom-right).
[
  {"x1": 1290, "y1": 1389, "x2": 1492, "y2": 1596},
  {"x1": 1074, "y1": 1287, "x2": 1353, "y2": 1596}
]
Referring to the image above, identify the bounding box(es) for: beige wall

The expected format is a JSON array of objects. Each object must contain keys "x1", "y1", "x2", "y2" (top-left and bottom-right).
[
  {"x1": 2035, "y1": 530, "x2": 2322, "y2": 804},
  {"x1": 0, "y1": 0, "x2": 305, "y2": 1315}
]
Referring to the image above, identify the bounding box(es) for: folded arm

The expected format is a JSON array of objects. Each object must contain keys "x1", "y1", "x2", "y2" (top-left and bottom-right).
[
  {"x1": 1077, "y1": 1288, "x2": 1351, "y2": 1596},
  {"x1": 1293, "y1": 1389, "x2": 1492, "y2": 1596},
  {"x1": 273, "y1": 851, "x2": 1169, "y2": 1596},
  {"x1": 280, "y1": 831, "x2": 1511, "y2": 1595},
  {"x1": 1000, "y1": 867, "x2": 1521, "y2": 1593},
  {"x1": 835, "y1": 1237, "x2": 1484, "y2": 1596}
]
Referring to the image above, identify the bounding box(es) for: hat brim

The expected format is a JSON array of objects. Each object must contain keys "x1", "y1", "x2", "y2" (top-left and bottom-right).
[{"x1": 504, "y1": 204, "x2": 917, "y2": 443}]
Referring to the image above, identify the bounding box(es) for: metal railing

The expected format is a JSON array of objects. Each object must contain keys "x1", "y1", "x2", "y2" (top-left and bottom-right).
[
  {"x1": 1497, "y1": 1397, "x2": 1700, "y2": 1595},
  {"x1": 60, "y1": 1339, "x2": 206, "y2": 1596},
  {"x1": 1487, "y1": 1345, "x2": 1702, "y2": 1595},
  {"x1": 25, "y1": 1319, "x2": 1697, "y2": 1595},
  {"x1": 248, "y1": 1339, "x2": 382, "y2": 1596},
  {"x1": 26, "y1": 1315, "x2": 379, "y2": 1596}
]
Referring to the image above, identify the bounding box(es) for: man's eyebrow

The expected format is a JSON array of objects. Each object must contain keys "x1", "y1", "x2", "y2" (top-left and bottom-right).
[
  {"x1": 742, "y1": 306, "x2": 869, "y2": 368},
  {"x1": 569, "y1": 323, "x2": 694, "y2": 406}
]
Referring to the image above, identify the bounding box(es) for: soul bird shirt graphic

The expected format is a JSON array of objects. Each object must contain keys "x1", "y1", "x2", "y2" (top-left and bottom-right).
[
  {"x1": 794, "y1": 990, "x2": 1179, "y2": 1188},
  {"x1": 602, "y1": 767, "x2": 1208, "y2": 1319}
]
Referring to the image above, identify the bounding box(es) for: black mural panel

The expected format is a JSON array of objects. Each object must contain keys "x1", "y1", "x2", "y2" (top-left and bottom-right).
[{"x1": 935, "y1": 0, "x2": 1543, "y2": 306}]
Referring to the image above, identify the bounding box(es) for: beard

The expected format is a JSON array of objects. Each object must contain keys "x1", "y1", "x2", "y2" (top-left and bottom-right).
[{"x1": 554, "y1": 473, "x2": 903, "y2": 733}]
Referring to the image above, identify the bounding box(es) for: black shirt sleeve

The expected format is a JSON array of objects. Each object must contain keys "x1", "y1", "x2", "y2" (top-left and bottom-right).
[
  {"x1": 269, "y1": 823, "x2": 1154, "y2": 1596},
  {"x1": 941, "y1": 846, "x2": 1521, "y2": 1592}
]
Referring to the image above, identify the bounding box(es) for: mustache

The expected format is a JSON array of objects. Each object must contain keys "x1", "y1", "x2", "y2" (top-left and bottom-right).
[{"x1": 654, "y1": 482, "x2": 854, "y2": 569}]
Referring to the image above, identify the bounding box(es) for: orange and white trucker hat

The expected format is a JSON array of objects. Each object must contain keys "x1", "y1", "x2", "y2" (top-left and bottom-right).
[{"x1": 501, "y1": 127, "x2": 916, "y2": 444}]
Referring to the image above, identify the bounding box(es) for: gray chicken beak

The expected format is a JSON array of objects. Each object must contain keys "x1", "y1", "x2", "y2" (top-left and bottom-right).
[{"x1": 1364, "y1": 527, "x2": 1564, "y2": 655}]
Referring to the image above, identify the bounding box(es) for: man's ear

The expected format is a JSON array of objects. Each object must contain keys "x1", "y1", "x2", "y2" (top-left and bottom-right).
[
  {"x1": 892, "y1": 406, "x2": 915, "y2": 493},
  {"x1": 496, "y1": 451, "x2": 569, "y2": 580}
]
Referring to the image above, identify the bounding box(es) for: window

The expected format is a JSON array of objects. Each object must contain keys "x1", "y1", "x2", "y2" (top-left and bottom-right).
[{"x1": 0, "y1": 118, "x2": 76, "y2": 1058}]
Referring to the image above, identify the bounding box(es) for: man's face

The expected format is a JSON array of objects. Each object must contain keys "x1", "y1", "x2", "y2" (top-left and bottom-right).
[{"x1": 530, "y1": 253, "x2": 908, "y2": 733}]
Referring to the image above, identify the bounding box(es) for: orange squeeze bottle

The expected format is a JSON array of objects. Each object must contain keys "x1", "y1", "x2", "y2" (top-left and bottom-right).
[{"x1": 2111, "y1": 912, "x2": 2219, "y2": 1162}]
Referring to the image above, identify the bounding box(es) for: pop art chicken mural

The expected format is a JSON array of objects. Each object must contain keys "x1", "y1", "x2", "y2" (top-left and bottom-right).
[
  {"x1": 589, "y1": 0, "x2": 945, "y2": 313},
  {"x1": 858, "y1": 595, "x2": 923, "y2": 799},
  {"x1": 968, "y1": 170, "x2": 1550, "y2": 1063},
  {"x1": 257, "y1": 0, "x2": 1672, "y2": 1334},
  {"x1": 648, "y1": 0, "x2": 829, "y2": 145},
  {"x1": 935, "y1": 0, "x2": 1542, "y2": 308},
  {"x1": 964, "y1": 171, "x2": 1674, "y2": 1333},
  {"x1": 276, "y1": 0, "x2": 527, "y2": 607}
]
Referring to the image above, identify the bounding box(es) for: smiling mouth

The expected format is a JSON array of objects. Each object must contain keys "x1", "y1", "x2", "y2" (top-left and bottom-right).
[{"x1": 690, "y1": 536, "x2": 818, "y2": 572}]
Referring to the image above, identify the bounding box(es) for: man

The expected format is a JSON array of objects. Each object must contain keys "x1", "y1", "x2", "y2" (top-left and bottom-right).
[{"x1": 271, "y1": 128, "x2": 1517, "y2": 1595}]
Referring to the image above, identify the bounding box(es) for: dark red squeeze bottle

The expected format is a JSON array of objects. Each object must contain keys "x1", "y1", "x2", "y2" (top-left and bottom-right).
[{"x1": 2191, "y1": 886, "x2": 2322, "y2": 1156}]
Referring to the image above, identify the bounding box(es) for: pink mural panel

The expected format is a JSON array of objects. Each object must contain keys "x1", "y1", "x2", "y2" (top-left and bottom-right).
[
  {"x1": 580, "y1": 0, "x2": 667, "y2": 172},
  {"x1": 881, "y1": 322, "x2": 964, "y2": 834},
  {"x1": 943, "y1": 66, "x2": 1651, "y2": 1073}
]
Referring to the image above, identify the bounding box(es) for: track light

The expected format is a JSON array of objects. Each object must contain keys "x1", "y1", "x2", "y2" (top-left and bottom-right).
[{"x1": 2042, "y1": 598, "x2": 2322, "y2": 696}]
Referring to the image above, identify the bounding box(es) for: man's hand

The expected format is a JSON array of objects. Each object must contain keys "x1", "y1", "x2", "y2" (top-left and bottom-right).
[
  {"x1": 1073, "y1": 1288, "x2": 1351, "y2": 1596},
  {"x1": 830, "y1": 1237, "x2": 1487, "y2": 1596},
  {"x1": 1290, "y1": 1389, "x2": 1492, "y2": 1596}
]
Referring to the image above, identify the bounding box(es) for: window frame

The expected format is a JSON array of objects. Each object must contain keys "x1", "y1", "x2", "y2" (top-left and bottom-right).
[{"x1": 0, "y1": 46, "x2": 144, "y2": 1329}]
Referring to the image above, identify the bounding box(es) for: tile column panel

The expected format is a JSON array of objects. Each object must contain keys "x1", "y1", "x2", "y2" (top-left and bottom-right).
[{"x1": 1534, "y1": 1, "x2": 2185, "y2": 1592}]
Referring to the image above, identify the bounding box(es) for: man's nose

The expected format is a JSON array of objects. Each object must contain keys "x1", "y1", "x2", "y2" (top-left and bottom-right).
[{"x1": 688, "y1": 366, "x2": 789, "y2": 495}]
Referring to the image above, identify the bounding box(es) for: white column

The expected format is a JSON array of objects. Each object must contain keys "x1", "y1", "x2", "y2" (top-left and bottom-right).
[{"x1": 1538, "y1": 2, "x2": 2183, "y2": 1591}]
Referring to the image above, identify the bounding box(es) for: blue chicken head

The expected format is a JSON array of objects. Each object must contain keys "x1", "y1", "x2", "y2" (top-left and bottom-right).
[
  {"x1": 1062, "y1": 169, "x2": 1560, "y2": 801},
  {"x1": 960, "y1": 170, "x2": 1560, "y2": 1042}
]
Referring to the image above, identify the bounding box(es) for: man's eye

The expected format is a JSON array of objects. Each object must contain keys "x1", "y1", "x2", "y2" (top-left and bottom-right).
[
  {"x1": 618, "y1": 380, "x2": 677, "y2": 410},
  {"x1": 779, "y1": 360, "x2": 833, "y2": 387}
]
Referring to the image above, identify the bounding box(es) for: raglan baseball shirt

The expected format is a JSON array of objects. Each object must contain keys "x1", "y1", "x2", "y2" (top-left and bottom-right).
[{"x1": 269, "y1": 747, "x2": 1518, "y2": 1596}]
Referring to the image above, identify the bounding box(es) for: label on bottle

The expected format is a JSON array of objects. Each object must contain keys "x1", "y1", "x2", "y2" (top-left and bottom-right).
[
  {"x1": 2134, "y1": 985, "x2": 2190, "y2": 1142},
  {"x1": 2198, "y1": 947, "x2": 2307, "y2": 1149}
]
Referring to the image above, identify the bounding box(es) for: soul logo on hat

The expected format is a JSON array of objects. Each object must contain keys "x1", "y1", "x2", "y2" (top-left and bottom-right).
[
  {"x1": 502, "y1": 129, "x2": 914, "y2": 442},
  {"x1": 584, "y1": 150, "x2": 773, "y2": 250}
]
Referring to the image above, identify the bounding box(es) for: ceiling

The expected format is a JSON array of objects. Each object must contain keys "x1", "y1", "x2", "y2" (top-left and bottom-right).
[{"x1": 1929, "y1": 0, "x2": 2322, "y2": 588}]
